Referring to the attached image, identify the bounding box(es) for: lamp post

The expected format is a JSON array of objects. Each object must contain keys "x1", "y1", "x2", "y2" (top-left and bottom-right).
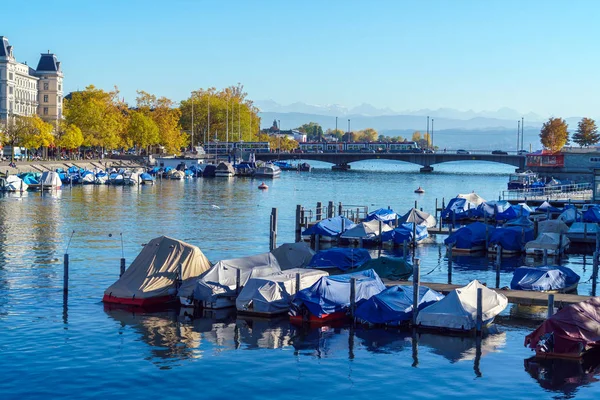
[
  {"x1": 517, "y1": 120, "x2": 520, "y2": 153},
  {"x1": 431, "y1": 118, "x2": 434, "y2": 150},
  {"x1": 191, "y1": 91, "x2": 194, "y2": 150},
  {"x1": 348, "y1": 119, "x2": 351, "y2": 139},
  {"x1": 226, "y1": 96, "x2": 229, "y2": 144}
]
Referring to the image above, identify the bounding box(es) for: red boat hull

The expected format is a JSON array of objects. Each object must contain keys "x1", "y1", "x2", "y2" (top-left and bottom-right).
[
  {"x1": 102, "y1": 294, "x2": 175, "y2": 307},
  {"x1": 289, "y1": 311, "x2": 348, "y2": 325}
]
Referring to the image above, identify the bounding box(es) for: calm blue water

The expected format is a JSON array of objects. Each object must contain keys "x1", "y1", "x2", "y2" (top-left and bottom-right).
[{"x1": 1, "y1": 160, "x2": 598, "y2": 399}]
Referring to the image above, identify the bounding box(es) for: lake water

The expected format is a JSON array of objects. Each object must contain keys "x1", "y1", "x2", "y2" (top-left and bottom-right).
[{"x1": 1, "y1": 160, "x2": 599, "y2": 399}]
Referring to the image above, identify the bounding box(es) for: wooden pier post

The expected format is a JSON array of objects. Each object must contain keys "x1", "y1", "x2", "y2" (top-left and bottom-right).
[
  {"x1": 338, "y1": 202, "x2": 343, "y2": 216},
  {"x1": 412, "y1": 221, "x2": 417, "y2": 251},
  {"x1": 403, "y1": 240, "x2": 408, "y2": 260},
  {"x1": 547, "y1": 294, "x2": 555, "y2": 318},
  {"x1": 378, "y1": 220, "x2": 383, "y2": 249},
  {"x1": 593, "y1": 252, "x2": 598, "y2": 297},
  {"x1": 543, "y1": 249, "x2": 548, "y2": 265},
  {"x1": 495, "y1": 245, "x2": 502, "y2": 288},
  {"x1": 434, "y1": 198, "x2": 438, "y2": 229},
  {"x1": 412, "y1": 258, "x2": 421, "y2": 326},
  {"x1": 350, "y1": 277, "x2": 357, "y2": 319},
  {"x1": 328, "y1": 201, "x2": 334, "y2": 218},
  {"x1": 316, "y1": 202, "x2": 322, "y2": 221},
  {"x1": 315, "y1": 234, "x2": 320, "y2": 252},
  {"x1": 476, "y1": 287, "x2": 483, "y2": 334},
  {"x1": 120, "y1": 257, "x2": 126, "y2": 277},
  {"x1": 235, "y1": 268, "x2": 241, "y2": 294},
  {"x1": 295, "y1": 205, "x2": 302, "y2": 242},
  {"x1": 63, "y1": 253, "x2": 69, "y2": 293},
  {"x1": 295, "y1": 272, "x2": 301, "y2": 294},
  {"x1": 452, "y1": 211, "x2": 456, "y2": 231},
  {"x1": 484, "y1": 213, "x2": 489, "y2": 250},
  {"x1": 269, "y1": 213, "x2": 274, "y2": 251},
  {"x1": 448, "y1": 245, "x2": 453, "y2": 284},
  {"x1": 271, "y1": 207, "x2": 278, "y2": 250},
  {"x1": 356, "y1": 207, "x2": 360, "y2": 223}
]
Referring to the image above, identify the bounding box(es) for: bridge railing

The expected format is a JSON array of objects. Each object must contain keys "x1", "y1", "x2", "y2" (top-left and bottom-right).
[{"x1": 501, "y1": 182, "x2": 592, "y2": 201}]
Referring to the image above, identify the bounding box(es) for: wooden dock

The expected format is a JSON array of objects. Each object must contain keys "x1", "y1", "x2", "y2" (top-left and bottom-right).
[{"x1": 383, "y1": 279, "x2": 592, "y2": 306}]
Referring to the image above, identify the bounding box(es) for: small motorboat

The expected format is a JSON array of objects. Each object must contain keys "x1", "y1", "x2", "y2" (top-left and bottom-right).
[
  {"x1": 0, "y1": 175, "x2": 28, "y2": 192},
  {"x1": 510, "y1": 266, "x2": 580, "y2": 293},
  {"x1": 255, "y1": 162, "x2": 281, "y2": 178},
  {"x1": 140, "y1": 172, "x2": 155, "y2": 185},
  {"x1": 258, "y1": 182, "x2": 268, "y2": 190},
  {"x1": 414, "y1": 187, "x2": 425, "y2": 194},
  {"x1": 525, "y1": 297, "x2": 600, "y2": 359}
]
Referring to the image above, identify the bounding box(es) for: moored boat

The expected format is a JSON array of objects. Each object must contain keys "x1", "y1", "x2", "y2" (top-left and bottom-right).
[
  {"x1": 0, "y1": 175, "x2": 28, "y2": 192},
  {"x1": 215, "y1": 161, "x2": 235, "y2": 177},
  {"x1": 511, "y1": 266, "x2": 580, "y2": 293},
  {"x1": 255, "y1": 162, "x2": 281, "y2": 178}
]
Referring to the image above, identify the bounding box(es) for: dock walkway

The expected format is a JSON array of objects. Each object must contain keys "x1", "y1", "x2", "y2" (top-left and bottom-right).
[{"x1": 383, "y1": 279, "x2": 592, "y2": 306}]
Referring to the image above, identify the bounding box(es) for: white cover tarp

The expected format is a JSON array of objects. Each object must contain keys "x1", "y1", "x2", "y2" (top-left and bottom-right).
[
  {"x1": 416, "y1": 280, "x2": 507, "y2": 331},
  {"x1": 538, "y1": 220, "x2": 569, "y2": 234},
  {"x1": 271, "y1": 242, "x2": 315, "y2": 270},
  {"x1": 0, "y1": 175, "x2": 28, "y2": 191},
  {"x1": 40, "y1": 171, "x2": 62, "y2": 187},
  {"x1": 400, "y1": 208, "x2": 437, "y2": 228},
  {"x1": 457, "y1": 192, "x2": 486, "y2": 206},
  {"x1": 340, "y1": 220, "x2": 393, "y2": 239},
  {"x1": 193, "y1": 252, "x2": 281, "y2": 302},
  {"x1": 105, "y1": 236, "x2": 212, "y2": 300},
  {"x1": 236, "y1": 269, "x2": 329, "y2": 314},
  {"x1": 525, "y1": 232, "x2": 569, "y2": 251},
  {"x1": 568, "y1": 222, "x2": 599, "y2": 235}
]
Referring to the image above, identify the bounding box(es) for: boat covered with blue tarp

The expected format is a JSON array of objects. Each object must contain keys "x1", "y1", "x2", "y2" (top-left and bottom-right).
[
  {"x1": 504, "y1": 216, "x2": 534, "y2": 228},
  {"x1": 489, "y1": 226, "x2": 534, "y2": 252},
  {"x1": 472, "y1": 201, "x2": 512, "y2": 219},
  {"x1": 364, "y1": 208, "x2": 397, "y2": 223},
  {"x1": 441, "y1": 198, "x2": 476, "y2": 220},
  {"x1": 302, "y1": 216, "x2": 356, "y2": 237},
  {"x1": 308, "y1": 248, "x2": 371, "y2": 271},
  {"x1": 583, "y1": 206, "x2": 600, "y2": 223},
  {"x1": 381, "y1": 223, "x2": 428, "y2": 244},
  {"x1": 444, "y1": 222, "x2": 495, "y2": 251},
  {"x1": 536, "y1": 201, "x2": 562, "y2": 213},
  {"x1": 355, "y1": 285, "x2": 444, "y2": 326},
  {"x1": 289, "y1": 269, "x2": 386, "y2": 322},
  {"x1": 510, "y1": 266, "x2": 580, "y2": 292}
]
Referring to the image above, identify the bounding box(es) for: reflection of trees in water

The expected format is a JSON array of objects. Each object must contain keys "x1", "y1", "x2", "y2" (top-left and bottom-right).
[{"x1": 524, "y1": 356, "x2": 600, "y2": 397}]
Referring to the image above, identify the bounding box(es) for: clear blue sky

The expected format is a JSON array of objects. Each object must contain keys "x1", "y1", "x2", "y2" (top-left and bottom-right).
[{"x1": 3, "y1": 0, "x2": 599, "y2": 117}]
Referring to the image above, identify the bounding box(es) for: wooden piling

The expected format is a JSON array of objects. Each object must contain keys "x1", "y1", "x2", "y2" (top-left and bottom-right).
[
  {"x1": 593, "y1": 252, "x2": 598, "y2": 296},
  {"x1": 412, "y1": 258, "x2": 421, "y2": 326},
  {"x1": 315, "y1": 234, "x2": 320, "y2": 252},
  {"x1": 295, "y1": 272, "x2": 301, "y2": 294},
  {"x1": 547, "y1": 294, "x2": 555, "y2": 318},
  {"x1": 120, "y1": 257, "x2": 126, "y2": 277},
  {"x1": 63, "y1": 253, "x2": 69, "y2": 293},
  {"x1": 495, "y1": 245, "x2": 502, "y2": 288},
  {"x1": 328, "y1": 201, "x2": 334, "y2": 218},
  {"x1": 316, "y1": 201, "x2": 322, "y2": 221},
  {"x1": 350, "y1": 277, "x2": 357, "y2": 318},
  {"x1": 403, "y1": 240, "x2": 408, "y2": 260},
  {"x1": 378, "y1": 220, "x2": 383, "y2": 249},
  {"x1": 448, "y1": 245, "x2": 453, "y2": 283},
  {"x1": 338, "y1": 202, "x2": 343, "y2": 216},
  {"x1": 295, "y1": 205, "x2": 302, "y2": 242},
  {"x1": 476, "y1": 287, "x2": 483, "y2": 334},
  {"x1": 271, "y1": 207, "x2": 278, "y2": 250},
  {"x1": 235, "y1": 268, "x2": 241, "y2": 294},
  {"x1": 543, "y1": 249, "x2": 548, "y2": 265}
]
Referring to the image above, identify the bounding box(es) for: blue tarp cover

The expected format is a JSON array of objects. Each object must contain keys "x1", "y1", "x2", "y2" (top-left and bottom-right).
[
  {"x1": 489, "y1": 226, "x2": 534, "y2": 251},
  {"x1": 536, "y1": 201, "x2": 562, "y2": 213},
  {"x1": 381, "y1": 223, "x2": 428, "y2": 244},
  {"x1": 441, "y1": 198, "x2": 476, "y2": 220},
  {"x1": 302, "y1": 216, "x2": 357, "y2": 237},
  {"x1": 290, "y1": 269, "x2": 386, "y2": 317},
  {"x1": 472, "y1": 201, "x2": 512, "y2": 219},
  {"x1": 355, "y1": 285, "x2": 444, "y2": 325},
  {"x1": 583, "y1": 207, "x2": 600, "y2": 223},
  {"x1": 510, "y1": 266, "x2": 580, "y2": 291},
  {"x1": 444, "y1": 222, "x2": 495, "y2": 249},
  {"x1": 308, "y1": 248, "x2": 371, "y2": 271},
  {"x1": 365, "y1": 208, "x2": 397, "y2": 223},
  {"x1": 140, "y1": 173, "x2": 153, "y2": 181}
]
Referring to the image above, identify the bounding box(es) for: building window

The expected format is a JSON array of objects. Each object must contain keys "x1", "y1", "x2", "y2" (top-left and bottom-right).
[
  {"x1": 43, "y1": 82, "x2": 49, "y2": 90},
  {"x1": 58, "y1": 84, "x2": 62, "y2": 91},
  {"x1": 43, "y1": 107, "x2": 48, "y2": 115},
  {"x1": 9, "y1": 72, "x2": 13, "y2": 80},
  {"x1": 9, "y1": 87, "x2": 13, "y2": 95},
  {"x1": 43, "y1": 95, "x2": 48, "y2": 103}
]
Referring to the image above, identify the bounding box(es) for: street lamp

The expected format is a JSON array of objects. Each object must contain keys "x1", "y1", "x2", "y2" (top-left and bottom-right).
[
  {"x1": 431, "y1": 118, "x2": 434, "y2": 149},
  {"x1": 348, "y1": 119, "x2": 351, "y2": 139},
  {"x1": 191, "y1": 91, "x2": 194, "y2": 150}
]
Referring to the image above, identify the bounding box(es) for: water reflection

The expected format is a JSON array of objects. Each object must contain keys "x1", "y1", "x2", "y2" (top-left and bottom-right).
[{"x1": 524, "y1": 356, "x2": 600, "y2": 397}]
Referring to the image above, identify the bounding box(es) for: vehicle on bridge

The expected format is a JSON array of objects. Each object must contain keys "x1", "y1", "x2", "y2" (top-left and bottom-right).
[
  {"x1": 204, "y1": 141, "x2": 270, "y2": 155},
  {"x1": 297, "y1": 141, "x2": 423, "y2": 154},
  {"x1": 456, "y1": 149, "x2": 471, "y2": 155},
  {"x1": 492, "y1": 150, "x2": 508, "y2": 155}
]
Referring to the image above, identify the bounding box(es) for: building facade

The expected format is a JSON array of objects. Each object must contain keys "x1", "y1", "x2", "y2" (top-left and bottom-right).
[{"x1": 0, "y1": 36, "x2": 63, "y2": 126}]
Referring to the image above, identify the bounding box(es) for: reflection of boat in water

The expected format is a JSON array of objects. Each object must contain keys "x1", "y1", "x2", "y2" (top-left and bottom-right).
[{"x1": 524, "y1": 356, "x2": 600, "y2": 397}]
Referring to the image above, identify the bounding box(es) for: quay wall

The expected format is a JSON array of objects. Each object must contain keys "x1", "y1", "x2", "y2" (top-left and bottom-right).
[{"x1": 0, "y1": 159, "x2": 145, "y2": 176}]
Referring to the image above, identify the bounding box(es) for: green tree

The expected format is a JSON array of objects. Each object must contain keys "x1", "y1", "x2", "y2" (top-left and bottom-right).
[
  {"x1": 297, "y1": 122, "x2": 323, "y2": 141},
  {"x1": 136, "y1": 90, "x2": 187, "y2": 153},
  {"x1": 57, "y1": 123, "x2": 84, "y2": 149},
  {"x1": 127, "y1": 111, "x2": 159, "y2": 153},
  {"x1": 572, "y1": 117, "x2": 599, "y2": 147},
  {"x1": 540, "y1": 117, "x2": 569, "y2": 152},
  {"x1": 18, "y1": 115, "x2": 54, "y2": 150},
  {"x1": 179, "y1": 84, "x2": 261, "y2": 144},
  {"x1": 63, "y1": 85, "x2": 128, "y2": 149},
  {"x1": 2, "y1": 116, "x2": 33, "y2": 160}
]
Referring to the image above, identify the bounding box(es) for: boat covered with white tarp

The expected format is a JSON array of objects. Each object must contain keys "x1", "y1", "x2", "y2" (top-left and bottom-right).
[
  {"x1": 236, "y1": 269, "x2": 329, "y2": 315},
  {"x1": 103, "y1": 236, "x2": 212, "y2": 307},
  {"x1": 0, "y1": 175, "x2": 28, "y2": 192},
  {"x1": 191, "y1": 252, "x2": 281, "y2": 309},
  {"x1": 416, "y1": 280, "x2": 508, "y2": 331},
  {"x1": 270, "y1": 242, "x2": 315, "y2": 270},
  {"x1": 525, "y1": 232, "x2": 570, "y2": 255}
]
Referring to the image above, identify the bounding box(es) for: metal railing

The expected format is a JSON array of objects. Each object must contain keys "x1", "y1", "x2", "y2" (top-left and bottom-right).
[{"x1": 501, "y1": 182, "x2": 592, "y2": 201}]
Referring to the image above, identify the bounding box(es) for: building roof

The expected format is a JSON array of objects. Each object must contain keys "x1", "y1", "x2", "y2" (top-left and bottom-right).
[
  {"x1": 36, "y1": 53, "x2": 61, "y2": 72},
  {"x1": 0, "y1": 36, "x2": 10, "y2": 57}
]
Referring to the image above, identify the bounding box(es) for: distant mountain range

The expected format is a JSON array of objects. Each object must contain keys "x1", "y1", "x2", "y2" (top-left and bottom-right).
[{"x1": 255, "y1": 99, "x2": 546, "y2": 122}]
